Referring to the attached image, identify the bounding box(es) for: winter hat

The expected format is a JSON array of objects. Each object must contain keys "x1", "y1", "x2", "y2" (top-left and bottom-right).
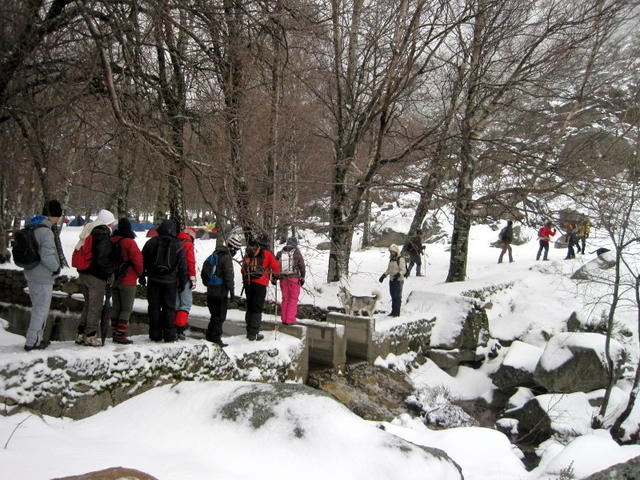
[
  {"x1": 389, "y1": 244, "x2": 400, "y2": 254},
  {"x1": 257, "y1": 233, "x2": 270, "y2": 247},
  {"x1": 97, "y1": 209, "x2": 116, "y2": 226},
  {"x1": 286, "y1": 236, "x2": 298, "y2": 246},
  {"x1": 227, "y1": 237, "x2": 242, "y2": 249},
  {"x1": 42, "y1": 200, "x2": 63, "y2": 218},
  {"x1": 183, "y1": 227, "x2": 197, "y2": 240},
  {"x1": 116, "y1": 218, "x2": 133, "y2": 236}
]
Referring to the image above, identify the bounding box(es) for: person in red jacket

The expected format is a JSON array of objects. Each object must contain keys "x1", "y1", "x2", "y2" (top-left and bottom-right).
[
  {"x1": 241, "y1": 233, "x2": 280, "y2": 341},
  {"x1": 175, "y1": 227, "x2": 197, "y2": 340},
  {"x1": 536, "y1": 221, "x2": 556, "y2": 261},
  {"x1": 111, "y1": 218, "x2": 144, "y2": 344}
]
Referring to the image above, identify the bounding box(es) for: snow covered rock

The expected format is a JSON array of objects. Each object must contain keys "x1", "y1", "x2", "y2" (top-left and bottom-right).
[
  {"x1": 533, "y1": 332, "x2": 623, "y2": 393},
  {"x1": 582, "y1": 455, "x2": 640, "y2": 480},
  {"x1": 491, "y1": 341, "x2": 544, "y2": 393},
  {"x1": 406, "y1": 386, "x2": 479, "y2": 429},
  {"x1": 571, "y1": 251, "x2": 616, "y2": 280},
  {"x1": 502, "y1": 392, "x2": 594, "y2": 445},
  {"x1": 53, "y1": 467, "x2": 158, "y2": 480}
]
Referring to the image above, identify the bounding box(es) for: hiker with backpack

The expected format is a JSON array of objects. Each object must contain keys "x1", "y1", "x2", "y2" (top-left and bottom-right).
[
  {"x1": 110, "y1": 218, "x2": 143, "y2": 344},
  {"x1": 18, "y1": 200, "x2": 64, "y2": 351},
  {"x1": 497, "y1": 220, "x2": 514, "y2": 264},
  {"x1": 202, "y1": 236, "x2": 242, "y2": 346},
  {"x1": 378, "y1": 244, "x2": 406, "y2": 317},
  {"x1": 241, "y1": 233, "x2": 280, "y2": 341},
  {"x1": 72, "y1": 209, "x2": 117, "y2": 347},
  {"x1": 140, "y1": 219, "x2": 188, "y2": 343},
  {"x1": 403, "y1": 230, "x2": 425, "y2": 277},
  {"x1": 175, "y1": 227, "x2": 198, "y2": 340},
  {"x1": 564, "y1": 222, "x2": 578, "y2": 260},
  {"x1": 536, "y1": 221, "x2": 556, "y2": 261},
  {"x1": 275, "y1": 237, "x2": 306, "y2": 325},
  {"x1": 576, "y1": 217, "x2": 591, "y2": 255}
]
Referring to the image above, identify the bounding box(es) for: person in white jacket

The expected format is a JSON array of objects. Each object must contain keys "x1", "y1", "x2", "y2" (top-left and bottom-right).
[{"x1": 378, "y1": 244, "x2": 406, "y2": 317}]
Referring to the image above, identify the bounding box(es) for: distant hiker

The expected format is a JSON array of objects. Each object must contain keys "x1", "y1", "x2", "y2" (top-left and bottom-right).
[
  {"x1": 275, "y1": 237, "x2": 306, "y2": 325},
  {"x1": 141, "y1": 219, "x2": 188, "y2": 342},
  {"x1": 536, "y1": 221, "x2": 556, "y2": 261},
  {"x1": 202, "y1": 236, "x2": 241, "y2": 346},
  {"x1": 175, "y1": 227, "x2": 197, "y2": 340},
  {"x1": 378, "y1": 244, "x2": 406, "y2": 317},
  {"x1": 576, "y1": 217, "x2": 591, "y2": 255},
  {"x1": 498, "y1": 220, "x2": 514, "y2": 264},
  {"x1": 110, "y1": 218, "x2": 143, "y2": 344},
  {"x1": 403, "y1": 230, "x2": 425, "y2": 277},
  {"x1": 73, "y1": 209, "x2": 117, "y2": 347},
  {"x1": 241, "y1": 234, "x2": 280, "y2": 341},
  {"x1": 22, "y1": 200, "x2": 64, "y2": 351},
  {"x1": 564, "y1": 222, "x2": 577, "y2": 260}
]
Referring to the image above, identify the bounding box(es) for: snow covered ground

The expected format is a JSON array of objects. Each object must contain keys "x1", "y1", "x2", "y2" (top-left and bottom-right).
[{"x1": 1, "y1": 203, "x2": 639, "y2": 479}]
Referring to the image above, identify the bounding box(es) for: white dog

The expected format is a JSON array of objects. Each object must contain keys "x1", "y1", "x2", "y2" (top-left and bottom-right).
[{"x1": 337, "y1": 286, "x2": 382, "y2": 317}]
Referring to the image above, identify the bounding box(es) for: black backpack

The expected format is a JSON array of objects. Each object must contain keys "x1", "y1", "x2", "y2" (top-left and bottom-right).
[
  {"x1": 151, "y1": 237, "x2": 178, "y2": 275},
  {"x1": 12, "y1": 224, "x2": 47, "y2": 270}
]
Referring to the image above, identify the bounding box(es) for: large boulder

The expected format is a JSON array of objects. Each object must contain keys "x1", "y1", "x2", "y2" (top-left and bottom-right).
[
  {"x1": 492, "y1": 341, "x2": 544, "y2": 393},
  {"x1": 583, "y1": 455, "x2": 640, "y2": 480},
  {"x1": 571, "y1": 251, "x2": 616, "y2": 280},
  {"x1": 502, "y1": 392, "x2": 594, "y2": 445},
  {"x1": 533, "y1": 332, "x2": 624, "y2": 393},
  {"x1": 53, "y1": 468, "x2": 158, "y2": 480}
]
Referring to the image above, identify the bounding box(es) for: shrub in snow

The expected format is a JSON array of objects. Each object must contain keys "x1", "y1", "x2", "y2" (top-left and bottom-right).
[
  {"x1": 533, "y1": 332, "x2": 624, "y2": 394},
  {"x1": 406, "y1": 386, "x2": 479, "y2": 429}
]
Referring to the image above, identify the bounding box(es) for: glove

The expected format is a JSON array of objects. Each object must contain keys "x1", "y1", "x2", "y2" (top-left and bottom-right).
[
  {"x1": 139, "y1": 275, "x2": 147, "y2": 287},
  {"x1": 270, "y1": 277, "x2": 278, "y2": 286},
  {"x1": 190, "y1": 276, "x2": 197, "y2": 290},
  {"x1": 52, "y1": 268, "x2": 61, "y2": 276},
  {"x1": 379, "y1": 274, "x2": 386, "y2": 283},
  {"x1": 299, "y1": 278, "x2": 305, "y2": 286}
]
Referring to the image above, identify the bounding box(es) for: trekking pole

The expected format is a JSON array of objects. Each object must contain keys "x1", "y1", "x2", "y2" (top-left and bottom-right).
[{"x1": 273, "y1": 279, "x2": 279, "y2": 341}]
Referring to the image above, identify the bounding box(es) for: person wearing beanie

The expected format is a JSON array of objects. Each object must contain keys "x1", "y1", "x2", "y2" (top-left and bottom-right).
[
  {"x1": 141, "y1": 219, "x2": 188, "y2": 343},
  {"x1": 378, "y1": 244, "x2": 406, "y2": 317},
  {"x1": 241, "y1": 233, "x2": 280, "y2": 341},
  {"x1": 73, "y1": 209, "x2": 117, "y2": 347},
  {"x1": 110, "y1": 218, "x2": 143, "y2": 344},
  {"x1": 498, "y1": 220, "x2": 514, "y2": 264},
  {"x1": 202, "y1": 236, "x2": 241, "y2": 347},
  {"x1": 22, "y1": 200, "x2": 64, "y2": 351},
  {"x1": 275, "y1": 236, "x2": 306, "y2": 325},
  {"x1": 175, "y1": 227, "x2": 197, "y2": 340},
  {"x1": 403, "y1": 229, "x2": 425, "y2": 277}
]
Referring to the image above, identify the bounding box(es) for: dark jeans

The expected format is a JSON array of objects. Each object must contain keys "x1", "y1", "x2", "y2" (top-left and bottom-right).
[
  {"x1": 565, "y1": 245, "x2": 576, "y2": 259},
  {"x1": 147, "y1": 280, "x2": 178, "y2": 341},
  {"x1": 536, "y1": 240, "x2": 549, "y2": 260},
  {"x1": 406, "y1": 254, "x2": 421, "y2": 276},
  {"x1": 389, "y1": 279, "x2": 403, "y2": 316},
  {"x1": 207, "y1": 290, "x2": 229, "y2": 341},
  {"x1": 245, "y1": 282, "x2": 267, "y2": 336},
  {"x1": 577, "y1": 237, "x2": 586, "y2": 254}
]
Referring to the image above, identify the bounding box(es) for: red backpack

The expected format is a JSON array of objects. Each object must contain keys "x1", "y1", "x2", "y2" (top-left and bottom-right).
[{"x1": 72, "y1": 234, "x2": 94, "y2": 270}]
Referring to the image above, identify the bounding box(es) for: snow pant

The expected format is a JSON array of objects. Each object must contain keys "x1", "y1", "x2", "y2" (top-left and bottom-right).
[
  {"x1": 25, "y1": 281, "x2": 53, "y2": 347},
  {"x1": 77, "y1": 273, "x2": 106, "y2": 337},
  {"x1": 206, "y1": 291, "x2": 229, "y2": 342},
  {"x1": 406, "y1": 253, "x2": 422, "y2": 277},
  {"x1": 280, "y1": 277, "x2": 301, "y2": 324},
  {"x1": 389, "y1": 279, "x2": 403, "y2": 316},
  {"x1": 146, "y1": 279, "x2": 178, "y2": 342},
  {"x1": 112, "y1": 284, "x2": 136, "y2": 336},
  {"x1": 245, "y1": 282, "x2": 267, "y2": 337},
  {"x1": 536, "y1": 240, "x2": 550, "y2": 260},
  {"x1": 498, "y1": 243, "x2": 513, "y2": 263}
]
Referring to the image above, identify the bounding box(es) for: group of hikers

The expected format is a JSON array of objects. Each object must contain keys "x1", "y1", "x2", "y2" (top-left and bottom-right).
[
  {"x1": 497, "y1": 217, "x2": 591, "y2": 264},
  {"x1": 18, "y1": 200, "x2": 306, "y2": 351}
]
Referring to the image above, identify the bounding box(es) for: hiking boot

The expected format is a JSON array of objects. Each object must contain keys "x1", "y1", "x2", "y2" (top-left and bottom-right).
[
  {"x1": 75, "y1": 334, "x2": 86, "y2": 345},
  {"x1": 176, "y1": 327, "x2": 186, "y2": 341},
  {"x1": 113, "y1": 334, "x2": 133, "y2": 345},
  {"x1": 208, "y1": 338, "x2": 228, "y2": 347},
  {"x1": 247, "y1": 333, "x2": 264, "y2": 341},
  {"x1": 83, "y1": 336, "x2": 102, "y2": 347},
  {"x1": 24, "y1": 340, "x2": 50, "y2": 351}
]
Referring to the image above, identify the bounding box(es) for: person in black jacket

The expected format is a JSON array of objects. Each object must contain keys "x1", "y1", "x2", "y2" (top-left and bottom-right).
[
  {"x1": 141, "y1": 219, "x2": 188, "y2": 342},
  {"x1": 202, "y1": 237, "x2": 241, "y2": 347},
  {"x1": 404, "y1": 230, "x2": 425, "y2": 277},
  {"x1": 498, "y1": 220, "x2": 514, "y2": 264},
  {"x1": 75, "y1": 209, "x2": 117, "y2": 347}
]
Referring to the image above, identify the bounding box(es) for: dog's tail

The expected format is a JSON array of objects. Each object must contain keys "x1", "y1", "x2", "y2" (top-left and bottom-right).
[{"x1": 371, "y1": 290, "x2": 383, "y2": 300}]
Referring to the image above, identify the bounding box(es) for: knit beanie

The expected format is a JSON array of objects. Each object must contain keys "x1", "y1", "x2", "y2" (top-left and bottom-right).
[
  {"x1": 117, "y1": 218, "x2": 133, "y2": 236},
  {"x1": 286, "y1": 237, "x2": 298, "y2": 246},
  {"x1": 97, "y1": 209, "x2": 116, "y2": 226},
  {"x1": 42, "y1": 200, "x2": 63, "y2": 218}
]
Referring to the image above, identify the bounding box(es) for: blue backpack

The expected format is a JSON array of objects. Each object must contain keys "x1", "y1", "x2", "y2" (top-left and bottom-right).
[{"x1": 202, "y1": 252, "x2": 223, "y2": 286}]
